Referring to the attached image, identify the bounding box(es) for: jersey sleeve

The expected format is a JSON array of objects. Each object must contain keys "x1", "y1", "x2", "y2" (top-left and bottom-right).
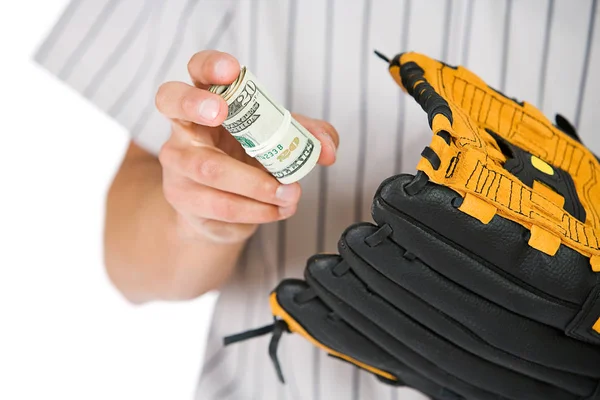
[{"x1": 34, "y1": 0, "x2": 238, "y2": 155}]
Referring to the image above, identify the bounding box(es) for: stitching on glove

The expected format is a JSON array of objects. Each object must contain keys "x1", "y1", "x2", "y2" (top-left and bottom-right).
[{"x1": 445, "y1": 152, "x2": 461, "y2": 178}]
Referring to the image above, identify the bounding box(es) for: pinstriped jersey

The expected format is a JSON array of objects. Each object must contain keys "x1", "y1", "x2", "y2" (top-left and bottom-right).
[{"x1": 35, "y1": 0, "x2": 600, "y2": 399}]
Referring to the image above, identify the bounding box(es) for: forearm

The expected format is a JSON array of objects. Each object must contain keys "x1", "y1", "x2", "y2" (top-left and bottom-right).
[{"x1": 104, "y1": 142, "x2": 244, "y2": 304}]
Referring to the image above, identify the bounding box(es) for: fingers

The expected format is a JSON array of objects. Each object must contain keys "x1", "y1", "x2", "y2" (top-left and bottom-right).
[
  {"x1": 293, "y1": 113, "x2": 340, "y2": 166},
  {"x1": 160, "y1": 141, "x2": 302, "y2": 207},
  {"x1": 187, "y1": 50, "x2": 241, "y2": 89},
  {"x1": 164, "y1": 175, "x2": 298, "y2": 225},
  {"x1": 156, "y1": 81, "x2": 229, "y2": 126},
  {"x1": 156, "y1": 50, "x2": 241, "y2": 126}
]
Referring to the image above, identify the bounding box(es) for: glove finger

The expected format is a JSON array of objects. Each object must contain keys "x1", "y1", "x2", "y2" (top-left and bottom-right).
[
  {"x1": 273, "y1": 267, "x2": 505, "y2": 400},
  {"x1": 392, "y1": 52, "x2": 599, "y2": 265},
  {"x1": 305, "y1": 256, "x2": 579, "y2": 400},
  {"x1": 339, "y1": 222, "x2": 599, "y2": 396},
  {"x1": 371, "y1": 174, "x2": 592, "y2": 330}
]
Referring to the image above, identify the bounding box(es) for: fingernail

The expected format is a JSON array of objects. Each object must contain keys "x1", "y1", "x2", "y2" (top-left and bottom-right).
[
  {"x1": 279, "y1": 205, "x2": 296, "y2": 219},
  {"x1": 215, "y1": 57, "x2": 235, "y2": 77},
  {"x1": 275, "y1": 184, "x2": 299, "y2": 204},
  {"x1": 198, "y1": 97, "x2": 221, "y2": 121}
]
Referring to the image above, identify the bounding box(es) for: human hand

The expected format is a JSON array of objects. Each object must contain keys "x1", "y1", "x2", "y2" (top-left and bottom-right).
[{"x1": 156, "y1": 50, "x2": 339, "y2": 244}]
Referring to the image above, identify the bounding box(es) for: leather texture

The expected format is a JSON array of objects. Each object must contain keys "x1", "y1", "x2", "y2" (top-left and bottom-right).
[{"x1": 267, "y1": 52, "x2": 600, "y2": 400}]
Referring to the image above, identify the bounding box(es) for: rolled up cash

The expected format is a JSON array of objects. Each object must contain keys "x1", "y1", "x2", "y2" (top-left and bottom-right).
[{"x1": 209, "y1": 66, "x2": 321, "y2": 184}]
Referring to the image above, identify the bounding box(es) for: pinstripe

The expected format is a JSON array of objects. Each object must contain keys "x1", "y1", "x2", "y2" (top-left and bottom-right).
[
  {"x1": 272, "y1": 2, "x2": 299, "y2": 399},
  {"x1": 249, "y1": 231, "x2": 273, "y2": 400},
  {"x1": 351, "y1": 1, "x2": 373, "y2": 398},
  {"x1": 313, "y1": 0, "x2": 335, "y2": 398},
  {"x1": 574, "y1": 0, "x2": 598, "y2": 128},
  {"x1": 58, "y1": 0, "x2": 120, "y2": 80},
  {"x1": 441, "y1": 0, "x2": 453, "y2": 62},
  {"x1": 252, "y1": 232, "x2": 273, "y2": 400},
  {"x1": 395, "y1": 0, "x2": 412, "y2": 174},
  {"x1": 108, "y1": 1, "x2": 164, "y2": 117},
  {"x1": 316, "y1": 0, "x2": 335, "y2": 257},
  {"x1": 246, "y1": 5, "x2": 264, "y2": 398},
  {"x1": 35, "y1": 0, "x2": 84, "y2": 63},
  {"x1": 204, "y1": 10, "x2": 235, "y2": 50},
  {"x1": 392, "y1": 3, "x2": 413, "y2": 392},
  {"x1": 206, "y1": 248, "x2": 252, "y2": 400},
  {"x1": 248, "y1": 0, "x2": 259, "y2": 71},
  {"x1": 83, "y1": 1, "x2": 153, "y2": 98},
  {"x1": 461, "y1": 0, "x2": 474, "y2": 66},
  {"x1": 277, "y1": 0, "x2": 298, "y2": 283},
  {"x1": 538, "y1": 0, "x2": 555, "y2": 109},
  {"x1": 499, "y1": 0, "x2": 513, "y2": 91},
  {"x1": 354, "y1": 0, "x2": 373, "y2": 224},
  {"x1": 199, "y1": 344, "x2": 226, "y2": 378},
  {"x1": 130, "y1": 0, "x2": 202, "y2": 137}
]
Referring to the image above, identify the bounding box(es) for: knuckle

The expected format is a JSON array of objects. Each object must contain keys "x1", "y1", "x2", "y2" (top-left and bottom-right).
[
  {"x1": 187, "y1": 51, "x2": 208, "y2": 73},
  {"x1": 158, "y1": 143, "x2": 177, "y2": 168},
  {"x1": 191, "y1": 153, "x2": 221, "y2": 182},
  {"x1": 260, "y1": 179, "x2": 279, "y2": 200},
  {"x1": 178, "y1": 91, "x2": 193, "y2": 118}
]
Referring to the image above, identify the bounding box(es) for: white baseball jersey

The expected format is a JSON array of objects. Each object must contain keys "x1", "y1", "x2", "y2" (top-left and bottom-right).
[{"x1": 36, "y1": 0, "x2": 599, "y2": 399}]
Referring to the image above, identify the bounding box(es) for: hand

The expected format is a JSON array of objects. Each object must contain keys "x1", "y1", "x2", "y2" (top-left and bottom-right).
[{"x1": 156, "y1": 50, "x2": 339, "y2": 244}]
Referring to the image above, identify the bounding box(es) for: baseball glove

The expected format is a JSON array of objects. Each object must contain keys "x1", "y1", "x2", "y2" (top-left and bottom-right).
[{"x1": 224, "y1": 52, "x2": 600, "y2": 400}]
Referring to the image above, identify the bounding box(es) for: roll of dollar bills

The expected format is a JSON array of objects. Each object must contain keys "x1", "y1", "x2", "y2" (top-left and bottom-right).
[{"x1": 209, "y1": 66, "x2": 321, "y2": 184}]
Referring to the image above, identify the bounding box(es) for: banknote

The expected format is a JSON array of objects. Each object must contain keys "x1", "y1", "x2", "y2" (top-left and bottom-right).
[{"x1": 209, "y1": 66, "x2": 321, "y2": 184}]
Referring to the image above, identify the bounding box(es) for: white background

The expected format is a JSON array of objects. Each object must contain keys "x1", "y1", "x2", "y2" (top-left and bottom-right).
[{"x1": 0, "y1": 2, "x2": 217, "y2": 399}]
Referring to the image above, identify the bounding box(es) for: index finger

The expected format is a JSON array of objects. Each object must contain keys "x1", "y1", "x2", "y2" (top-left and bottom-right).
[{"x1": 187, "y1": 50, "x2": 241, "y2": 89}]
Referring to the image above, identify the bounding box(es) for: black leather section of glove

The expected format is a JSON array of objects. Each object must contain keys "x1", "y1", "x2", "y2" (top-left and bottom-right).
[
  {"x1": 371, "y1": 174, "x2": 595, "y2": 328},
  {"x1": 566, "y1": 285, "x2": 600, "y2": 345},
  {"x1": 274, "y1": 274, "x2": 467, "y2": 400},
  {"x1": 340, "y1": 223, "x2": 600, "y2": 392},
  {"x1": 271, "y1": 173, "x2": 600, "y2": 400},
  {"x1": 304, "y1": 254, "x2": 587, "y2": 400}
]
